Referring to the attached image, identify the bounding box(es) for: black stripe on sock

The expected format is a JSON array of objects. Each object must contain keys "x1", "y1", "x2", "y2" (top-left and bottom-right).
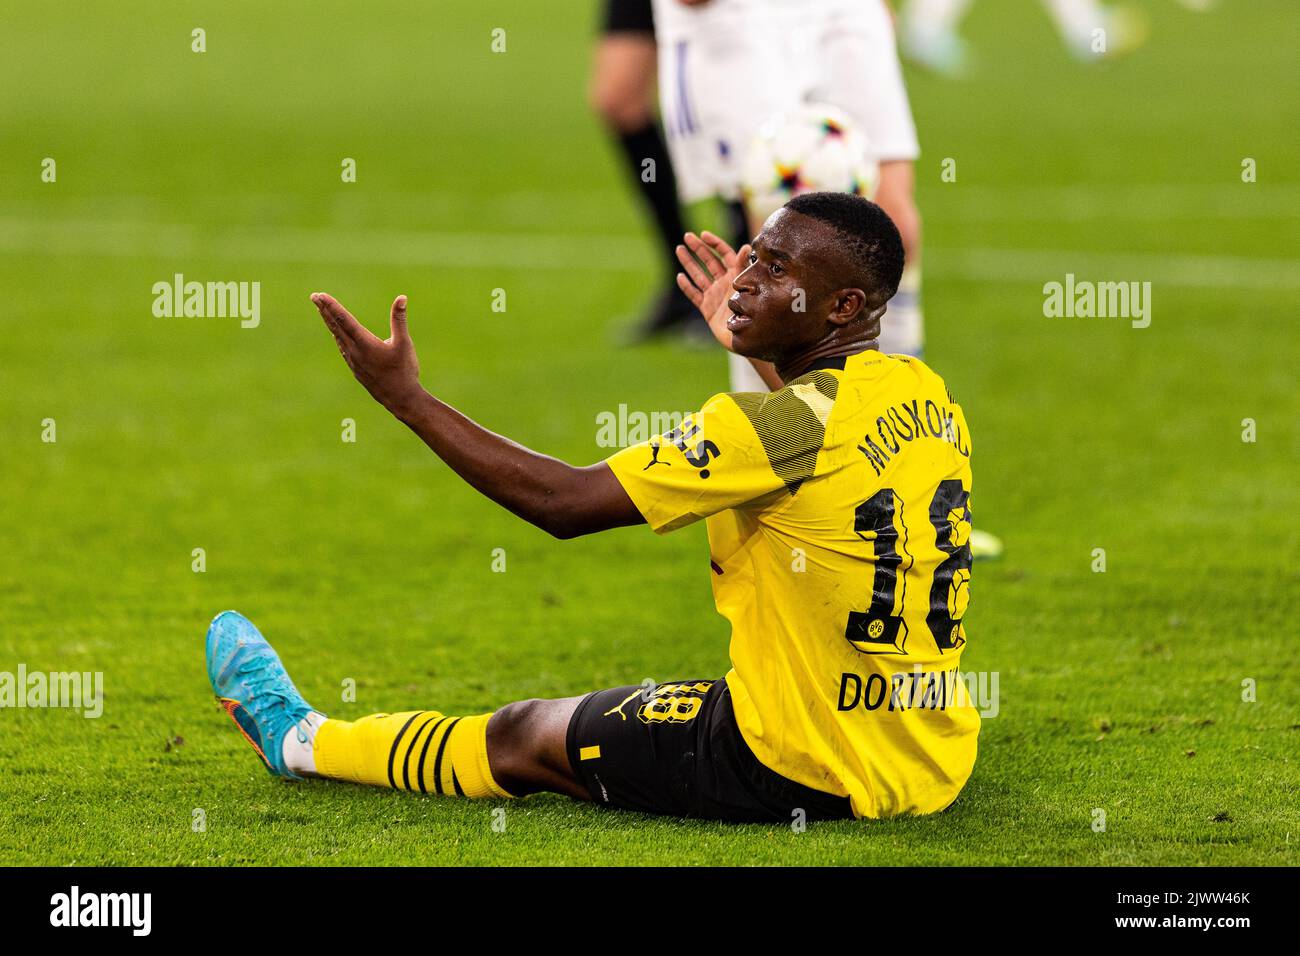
[
  {"x1": 415, "y1": 716, "x2": 451, "y2": 795},
  {"x1": 452, "y1": 769, "x2": 464, "y2": 797},
  {"x1": 402, "y1": 714, "x2": 442, "y2": 792},
  {"x1": 431, "y1": 717, "x2": 463, "y2": 796},
  {"x1": 385, "y1": 712, "x2": 426, "y2": 790}
]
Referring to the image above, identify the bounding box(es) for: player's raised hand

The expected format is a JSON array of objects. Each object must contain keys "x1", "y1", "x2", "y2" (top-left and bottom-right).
[
  {"x1": 675, "y1": 231, "x2": 752, "y2": 351},
  {"x1": 312, "y1": 292, "x2": 423, "y2": 413}
]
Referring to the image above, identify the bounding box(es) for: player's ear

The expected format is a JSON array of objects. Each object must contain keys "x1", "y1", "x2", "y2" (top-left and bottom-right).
[{"x1": 828, "y1": 288, "x2": 868, "y2": 326}]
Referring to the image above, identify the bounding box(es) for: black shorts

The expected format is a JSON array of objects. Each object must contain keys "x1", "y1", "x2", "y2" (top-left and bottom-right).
[
  {"x1": 565, "y1": 677, "x2": 854, "y2": 823},
  {"x1": 601, "y1": 0, "x2": 654, "y2": 35}
]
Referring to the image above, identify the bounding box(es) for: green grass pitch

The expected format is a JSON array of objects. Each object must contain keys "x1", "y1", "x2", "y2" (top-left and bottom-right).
[{"x1": 0, "y1": 0, "x2": 1296, "y2": 865}]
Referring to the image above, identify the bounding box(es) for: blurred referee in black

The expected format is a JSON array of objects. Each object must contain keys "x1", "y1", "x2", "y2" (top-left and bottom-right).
[{"x1": 589, "y1": 0, "x2": 702, "y2": 342}]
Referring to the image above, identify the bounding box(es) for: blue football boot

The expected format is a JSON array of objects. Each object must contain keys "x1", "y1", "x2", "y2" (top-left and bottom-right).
[{"x1": 206, "y1": 610, "x2": 318, "y2": 780}]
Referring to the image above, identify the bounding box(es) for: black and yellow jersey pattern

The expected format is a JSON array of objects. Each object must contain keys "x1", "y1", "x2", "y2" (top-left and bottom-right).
[{"x1": 604, "y1": 350, "x2": 979, "y2": 818}]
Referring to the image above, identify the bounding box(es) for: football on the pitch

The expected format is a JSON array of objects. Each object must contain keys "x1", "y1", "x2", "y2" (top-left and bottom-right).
[{"x1": 740, "y1": 103, "x2": 880, "y2": 225}]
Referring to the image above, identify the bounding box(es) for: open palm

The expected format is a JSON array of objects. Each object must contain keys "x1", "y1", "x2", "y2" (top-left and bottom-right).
[{"x1": 675, "y1": 231, "x2": 752, "y2": 352}]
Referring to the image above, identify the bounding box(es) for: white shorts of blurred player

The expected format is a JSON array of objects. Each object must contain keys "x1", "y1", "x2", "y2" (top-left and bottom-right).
[
  {"x1": 652, "y1": 0, "x2": 923, "y2": 389},
  {"x1": 653, "y1": 0, "x2": 918, "y2": 202}
]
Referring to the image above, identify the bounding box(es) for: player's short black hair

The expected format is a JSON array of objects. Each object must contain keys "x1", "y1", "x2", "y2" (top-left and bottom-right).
[{"x1": 784, "y1": 191, "x2": 905, "y2": 307}]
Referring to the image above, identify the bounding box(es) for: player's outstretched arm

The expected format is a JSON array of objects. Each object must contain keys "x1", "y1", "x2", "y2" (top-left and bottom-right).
[{"x1": 311, "y1": 292, "x2": 644, "y2": 539}]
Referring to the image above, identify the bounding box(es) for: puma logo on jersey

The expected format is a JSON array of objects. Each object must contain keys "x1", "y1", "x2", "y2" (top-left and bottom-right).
[{"x1": 643, "y1": 442, "x2": 671, "y2": 470}]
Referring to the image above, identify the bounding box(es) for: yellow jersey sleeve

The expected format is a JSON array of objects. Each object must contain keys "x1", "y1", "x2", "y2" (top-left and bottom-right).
[{"x1": 604, "y1": 377, "x2": 839, "y2": 533}]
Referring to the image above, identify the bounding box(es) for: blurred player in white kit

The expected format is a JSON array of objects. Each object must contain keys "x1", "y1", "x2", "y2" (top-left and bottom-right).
[{"x1": 651, "y1": 0, "x2": 924, "y2": 391}]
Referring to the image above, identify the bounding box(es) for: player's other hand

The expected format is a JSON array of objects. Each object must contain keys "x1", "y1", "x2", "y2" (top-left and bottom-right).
[
  {"x1": 312, "y1": 292, "x2": 423, "y2": 414},
  {"x1": 675, "y1": 231, "x2": 751, "y2": 352}
]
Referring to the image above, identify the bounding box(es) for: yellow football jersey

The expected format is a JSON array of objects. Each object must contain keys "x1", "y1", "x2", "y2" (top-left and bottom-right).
[{"x1": 604, "y1": 350, "x2": 980, "y2": 818}]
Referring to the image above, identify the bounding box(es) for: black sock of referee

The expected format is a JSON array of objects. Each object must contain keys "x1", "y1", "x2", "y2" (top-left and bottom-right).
[
  {"x1": 726, "y1": 199, "x2": 751, "y2": 250},
  {"x1": 617, "y1": 121, "x2": 688, "y2": 281}
]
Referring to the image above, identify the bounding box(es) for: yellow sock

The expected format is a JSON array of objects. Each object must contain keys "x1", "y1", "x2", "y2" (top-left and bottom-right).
[{"x1": 314, "y1": 711, "x2": 513, "y2": 798}]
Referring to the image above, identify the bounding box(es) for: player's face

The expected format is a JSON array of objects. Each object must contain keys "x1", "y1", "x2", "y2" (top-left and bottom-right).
[{"x1": 726, "y1": 209, "x2": 852, "y2": 363}]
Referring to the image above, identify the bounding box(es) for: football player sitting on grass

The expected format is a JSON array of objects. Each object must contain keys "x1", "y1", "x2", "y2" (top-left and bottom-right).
[{"x1": 207, "y1": 192, "x2": 980, "y2": 821}]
